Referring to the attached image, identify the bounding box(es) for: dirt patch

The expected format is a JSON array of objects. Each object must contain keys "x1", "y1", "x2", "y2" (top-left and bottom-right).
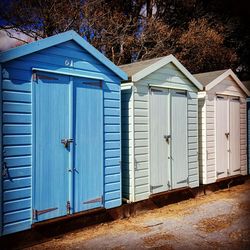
[
  {"x1": 133, "y1": 182, "x2": 250, "y2": 223},
  {"x1": 143, "y1": 232, "x2": 175, "y2": 248},
  {"x1": 229, "y1": 228, "x2": 250, "y2": 241},
  {"x1": 238, "y1": 201, "x2": 250, "y2": 212},
  {"x1": 196, "y1": 213, "x2": 236, "y2": 233}
]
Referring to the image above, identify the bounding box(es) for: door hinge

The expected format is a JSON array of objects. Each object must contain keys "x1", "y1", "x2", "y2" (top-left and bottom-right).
[
  {"x1": 83, "y1": 196, "x2": 103, "y2": 205},
  {"x1": 32, "y1": 207, "x2": 58, "y2": 220},
  {"x1": 150, "y1": 185, "x2": 163, "y2": 192},
  {"x1": 233, "y1": 168, "x2": 241, "y2": 172},
  {"x1": 217, "y1": 171, "x2": 225, "y2": 176},
  {"x1": 66, "y1": 201, "x2": 71, "y2": 215},
  {"x1": 177, "y1": 179, "x2": 188, "y2": 184},
  {"x1": 32, "y1": 72, "x2": 37, "y2": 82}
]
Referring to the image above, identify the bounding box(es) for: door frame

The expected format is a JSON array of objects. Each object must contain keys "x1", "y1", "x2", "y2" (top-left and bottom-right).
[{"x1": 31, "y1": 69, "x2": 104, "y2": 223}]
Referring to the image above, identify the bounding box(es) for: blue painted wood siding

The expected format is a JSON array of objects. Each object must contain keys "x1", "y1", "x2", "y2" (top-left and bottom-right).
[{"x1": 1, "y1": 41, "x2": 122, "y2": 235}]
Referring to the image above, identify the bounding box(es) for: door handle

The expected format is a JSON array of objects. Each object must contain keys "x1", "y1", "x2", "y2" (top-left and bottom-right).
[
  {"x1": 225, "y1": 132, "x2": 230, "y2": 138},
  {"x1": 61, "y1": 138, "x2": 74, "y2": 148},
  {"x1": 164, "y1": 135, "x2": 171, "y2": 143}
]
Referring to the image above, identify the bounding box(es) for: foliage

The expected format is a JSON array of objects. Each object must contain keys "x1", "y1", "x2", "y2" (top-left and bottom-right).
[
  {"x1": 0, "y1": 0, "x2": 249, "y2": 78},
  {"x1": 176, "y1": 18, "x2": 238, "y2": 73}
]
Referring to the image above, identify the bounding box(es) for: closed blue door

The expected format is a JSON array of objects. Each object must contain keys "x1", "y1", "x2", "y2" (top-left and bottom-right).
[
  {"x1": 34, "y1": 72, "x2": 70, "y2": 222},
  {"x1": 73, "y1": 77, "x2": 103, "y2": 212}
]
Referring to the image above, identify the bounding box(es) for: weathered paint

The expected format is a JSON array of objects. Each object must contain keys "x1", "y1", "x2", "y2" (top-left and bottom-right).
[
  {"x1": 196, "y1": 72, "x2": 248, "y2": 184},
  {"x1": 121, "y1": 57, "x2": 201, "y2": 203},
  {"x1": 0, "y1": 31, "x2": 127, "y2": 235}
]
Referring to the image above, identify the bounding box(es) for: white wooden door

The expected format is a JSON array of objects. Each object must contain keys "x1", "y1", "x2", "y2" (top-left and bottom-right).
[
  {"x1": 229, "y1": 97, "x2": 241, "y2": 175},
  {"x1": 171, "y1": 90, "x2": 188, "y2": 189},
  {"x1": 216, "y1": 95, "x2": 229, "y2": 178},
  {"x1": 150, "y1": 88, "x2": 170, "y2": 194}
]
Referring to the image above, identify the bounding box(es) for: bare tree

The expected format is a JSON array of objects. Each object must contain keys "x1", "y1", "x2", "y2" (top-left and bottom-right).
[{"x1": 176, "y1": 18, "x2": 238, "y2": 73}]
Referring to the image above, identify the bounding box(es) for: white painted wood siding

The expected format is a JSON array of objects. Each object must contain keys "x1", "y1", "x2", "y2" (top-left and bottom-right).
[
  {"x1": 199, "y1": 76, "x2": 248, "y2": 185},
  {"x1": 198, "y1": 97, "x2": 206, "y2": 184},
  {"x1": 206, "y1": 95, "x2": 217, "y2": 183},
  {"x1": 131, "y1": 63, "x2": 199, "y2": 202},
  {"x1": 121, "y1": 89, "x2": 134, "y2": 200},
  {"x1": 240, "y1": 99, "x2": 247, "y2": 175},
  {"x1": 187, "y1": 92, "x2": 199, "y2": 188},
  {"x1": 133, "y1": 85, "x2": 150, "y2": 202}
]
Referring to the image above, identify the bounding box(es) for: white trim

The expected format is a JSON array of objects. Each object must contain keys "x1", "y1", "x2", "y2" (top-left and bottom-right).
[
  {"x1": 149, "y1": 84, "x2": 188, "y2": 92},
  {"x1": 215, "y1": 91, "x2": 243, "y2": 98},
  {"x1": 121, "y1": 82, "x2": 134, "y2": 90},
  {"x1": 132, "y1": 55, "x2": 203, "y2": 90},
  {"x1": 206, "y1": 69, "x2": 250, "y2": 96},
  {"x1": 32, "y1": 67, "x2": 104, "y2": 80},
  {"x1": 198, "y1": 91, "x2": 206, "y2": 99}
]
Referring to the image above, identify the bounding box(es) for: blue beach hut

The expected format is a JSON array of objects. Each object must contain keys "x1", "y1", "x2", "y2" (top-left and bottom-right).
[{"x1": 0, "y1": 30, "x2": 127, "y2": 235}]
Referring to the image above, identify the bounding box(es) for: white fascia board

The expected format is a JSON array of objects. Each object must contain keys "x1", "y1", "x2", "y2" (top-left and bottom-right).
[{"x1": 132, "y1": 54, "x2": 203, "y2": 91}]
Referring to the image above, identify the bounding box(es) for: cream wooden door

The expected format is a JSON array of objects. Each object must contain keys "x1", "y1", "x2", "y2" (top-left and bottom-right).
[
  {"x1": 216, "y1": 95, "x2": 229, "y2": 178},
  {"x1": 229, "y1": 97, "x2": 241, "y2": 175},
  {"x1": 150, "y1": 88, "x2": 170, "y2": 194}
]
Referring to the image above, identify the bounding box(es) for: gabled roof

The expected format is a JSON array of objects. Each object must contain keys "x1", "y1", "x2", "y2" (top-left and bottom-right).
[
  {"x1": 194, "y1": 69, "x2": 228, "y2": 87},
  {"x1": 0, "y1": 30, "x2": 127, "y2": 80},
  {"x1": 119, "y1": 55, "x2": 203, "y2": 90},
  {"x1": 194, "y1": 69, "x2": 250, "y2": 96}
]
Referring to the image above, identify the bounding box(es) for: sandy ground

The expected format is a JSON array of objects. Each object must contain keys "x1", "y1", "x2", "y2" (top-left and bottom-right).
[{"x1": 25, "y1": 180, "x2": 250, "y2": 250}]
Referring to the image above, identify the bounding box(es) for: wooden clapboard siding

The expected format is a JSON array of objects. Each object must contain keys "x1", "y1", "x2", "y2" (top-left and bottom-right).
[
  {"x1": 198, "y1": 97, "x2": 207, "y2": 184},
  {"x1": 1, "y1": 39, "x2": 124, "y2": 235},
  {"x1": 248, "y1": 100, "x2": 250, "y2": 175},
  {"x1": 121, "y1": 89, "x2": 134, "y2": 201},
  {"x1": 133, "y1": 85, "x2": 150, "y2": 202},
  {"x1": 197, "y1": 70, "x2": 248, "y2": 185},
  {"x1": 240, "y1": 99, "x2": 247, "y2": 175},
  {"x1": 187, "y1": 92, "x2": 199, "y2": 188},
  {"x1": 206, "y1": 95, "x2": 216, "y2": 184},
  {"x1": 128, "y1": 62, "x2": 199, "y2": 202}
]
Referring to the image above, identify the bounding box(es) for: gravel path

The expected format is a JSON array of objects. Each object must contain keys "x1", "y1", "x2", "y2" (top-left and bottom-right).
[{"x1": 25, "y1": 180, "x2": 250, "y2": 250}]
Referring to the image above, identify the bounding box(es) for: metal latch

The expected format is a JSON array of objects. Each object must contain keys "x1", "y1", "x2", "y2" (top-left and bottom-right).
[
  {"x1": 61, "y1": 138, "x2": 74, "y2": 148},
  {"x1": 164, "y1": 135, "x2": 171, "y2": 143}
]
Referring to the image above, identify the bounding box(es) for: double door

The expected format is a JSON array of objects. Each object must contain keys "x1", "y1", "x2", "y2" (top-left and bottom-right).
[
  {"x1": 33, "y1": 72, "x2": 103, "y2": 222},
  {"x1": 216, "y1": 95, "x2": 240, "y2": 179},
  {"x1": 150, "y1": 88, "x2": 188, "y2": 194}
]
